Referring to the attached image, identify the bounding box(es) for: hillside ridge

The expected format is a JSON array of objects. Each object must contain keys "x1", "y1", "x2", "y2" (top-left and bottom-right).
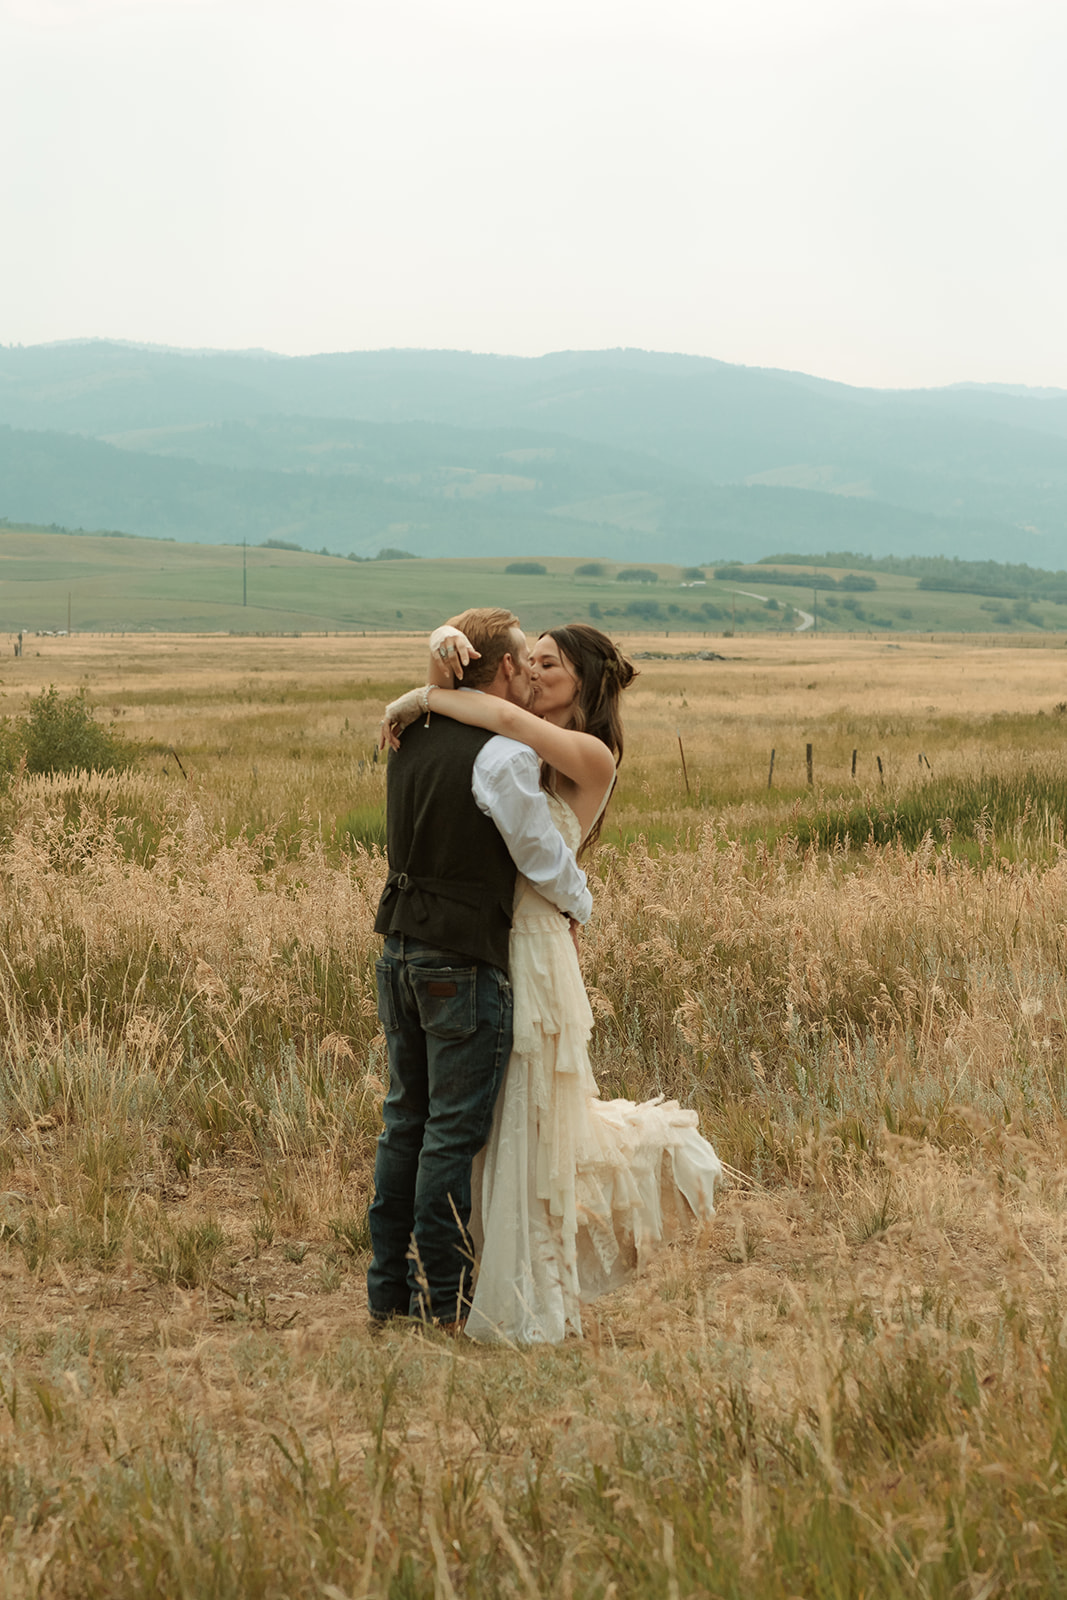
[{"x1": 2, "y1": 342, "x2": 1066, "y2": 565}]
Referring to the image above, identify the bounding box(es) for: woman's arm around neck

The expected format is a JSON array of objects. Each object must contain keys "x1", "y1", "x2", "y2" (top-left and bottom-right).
[{"x1": 425, "y1": 687, "x2": 616, "y2": 797}]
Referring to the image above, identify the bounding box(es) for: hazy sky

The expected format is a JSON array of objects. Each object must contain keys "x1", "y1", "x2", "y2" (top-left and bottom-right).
[{"x1": 1, "y1": 0, "x2": 1064, "y2": 388}]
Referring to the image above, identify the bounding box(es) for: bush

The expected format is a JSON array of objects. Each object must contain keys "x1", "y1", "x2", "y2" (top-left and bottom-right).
[
  {"x1": 504, "y1": 561, "x2": 547, "y2": 576},
  {"x1": 617, "y1": 568, "x2": 658, "y2": 584},
  {"x1": 681, "y1": 566, "x2": 705, "y2": 582},
  {"x1": 375, "y1": 548, "x2": 418, "y2": 561},
  {"x1": 575, "y1": 563, "x2": 605, "y2": 577},
  {"x1": 624, "y1": 599, "x2": 663, "y2": 620},
  {"x1": 4, "y1": 687, "x2": 139, "y2": 779},
  {"x1": 716, "y1": 565, "x2": 839, "y2": 590},
  {"x1": 839, "y1": 573, "x2": 877, "y2": 591}
]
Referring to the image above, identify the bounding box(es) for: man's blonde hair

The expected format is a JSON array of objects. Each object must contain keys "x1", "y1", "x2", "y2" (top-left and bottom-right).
[{"x1": 448, "y1": 607, "x2": 521, "y2": 689}]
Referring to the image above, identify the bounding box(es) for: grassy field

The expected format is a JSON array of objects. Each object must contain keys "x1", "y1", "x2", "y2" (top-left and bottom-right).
[
  {"x1": 4, "y1": 632, "x2": 1067, "y2": 1593},
  {"x1": 6, "y1": 524, "x2": 1067, "y2": 637}
]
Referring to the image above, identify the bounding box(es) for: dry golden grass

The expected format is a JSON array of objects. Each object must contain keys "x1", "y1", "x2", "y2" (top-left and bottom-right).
[
  {"x1": 1, "y1": 632, "x2": 1067, "y2": 1594},
  {"x1": 12, "y1": 626, "x2": 1067, "y2": 716},
  {"x1": 11, "y1": 628, "x2": 1067, "y2": 839}
]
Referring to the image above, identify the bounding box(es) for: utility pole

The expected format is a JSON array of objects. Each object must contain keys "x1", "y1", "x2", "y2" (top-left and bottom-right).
[
  {"x1": 243, "y1": 539, "x2": 247, "y2": 607},
  {"x1": 813, "y1": 586, "x2": 817, "y2": 632},
  {"x1": 67, "y1": 592, "x2": 71, "y2": 634}
]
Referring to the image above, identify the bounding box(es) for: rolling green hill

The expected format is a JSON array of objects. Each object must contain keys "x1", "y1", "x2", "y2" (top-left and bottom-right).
[{"x1": 2, "y1": 525, "x2": 1066, "y2": 636}]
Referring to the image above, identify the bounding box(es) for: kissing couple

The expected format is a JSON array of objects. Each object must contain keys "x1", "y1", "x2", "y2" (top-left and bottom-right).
[{"x1": 368, "y1": 607, "x2": 722, "y2": 1345}]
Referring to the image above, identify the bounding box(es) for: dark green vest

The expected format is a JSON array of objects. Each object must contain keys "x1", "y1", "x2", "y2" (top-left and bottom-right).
[{"x1": 374, "y1": 716, "x2": 518, "y2": 972}]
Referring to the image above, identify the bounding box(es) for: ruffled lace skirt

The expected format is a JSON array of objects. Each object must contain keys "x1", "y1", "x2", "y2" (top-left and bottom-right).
[{"x1": 466, "y1": 898, "x2": 722, "y2": 1345}]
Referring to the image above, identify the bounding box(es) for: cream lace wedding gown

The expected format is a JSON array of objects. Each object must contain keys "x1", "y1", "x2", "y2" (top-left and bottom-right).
[{"x1": 466, "y1": 792, "x2": 722, "y2": 1345}]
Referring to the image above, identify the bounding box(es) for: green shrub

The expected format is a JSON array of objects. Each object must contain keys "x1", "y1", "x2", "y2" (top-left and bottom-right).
[
  {"x1": 504, "y1": 560, "x2": 547, "y2": 575},
  {"x1": 575, "y1": 562, "x2": 605, "y2": 577},
  {"x1": 4, "y1": 688, "x2": 138, "y2": 778},
  {"x1": 617, "y1": 568, "x2": 658, "y2": 584},
  {"x1": 839, "y1": 573, "x2": 877, "y2": 591}
]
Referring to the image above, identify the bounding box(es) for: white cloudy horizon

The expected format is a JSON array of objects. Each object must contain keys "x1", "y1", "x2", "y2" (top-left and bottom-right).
[{"x1": 1, "y1": 0, "x2": 1064, "y2": 391}]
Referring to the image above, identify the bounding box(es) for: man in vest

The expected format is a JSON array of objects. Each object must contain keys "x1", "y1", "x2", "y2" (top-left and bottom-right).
[{"x1": 368, "y1": 607, "x2": 592, "y2": 1329}]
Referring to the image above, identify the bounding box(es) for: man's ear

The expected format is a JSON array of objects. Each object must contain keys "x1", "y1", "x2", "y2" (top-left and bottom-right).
[{"x1": 499, "y1": 652, "x2": 515, "y2": 682}]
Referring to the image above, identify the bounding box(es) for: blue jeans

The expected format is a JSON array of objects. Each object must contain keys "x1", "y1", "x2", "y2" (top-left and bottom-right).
[{"x1": 367, "y1": 934, "x2": 513, "y2": 1323}]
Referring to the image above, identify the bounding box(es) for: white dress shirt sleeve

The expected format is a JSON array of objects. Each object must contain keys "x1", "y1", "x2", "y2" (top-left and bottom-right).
[{"x1": 472, "y1": 736, "x2": 594, "y2": 924}]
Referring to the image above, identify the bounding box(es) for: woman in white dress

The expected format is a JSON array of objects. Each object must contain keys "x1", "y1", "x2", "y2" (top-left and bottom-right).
[{"x1": 384, "y1": 623, "x2": 722, "y2": 1344}]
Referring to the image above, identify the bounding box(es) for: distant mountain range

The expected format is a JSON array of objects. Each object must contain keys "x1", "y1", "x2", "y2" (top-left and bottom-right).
[{"x1": 1, "y1": 341, "x2": 1065, "y2": 565}]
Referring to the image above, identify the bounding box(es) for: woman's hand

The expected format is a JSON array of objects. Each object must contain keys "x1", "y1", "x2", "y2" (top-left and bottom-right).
[
  {"x1": 379, "y1": 686, "x2": 430, "y2": 751},
  {"x1": 429, "y1": 625, "x2": 480, "y2": 681}
]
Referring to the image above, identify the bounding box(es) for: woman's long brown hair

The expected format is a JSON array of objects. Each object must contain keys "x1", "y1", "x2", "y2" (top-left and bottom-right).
[{"x1": 540, "y1": 624, "x2": 637, "y2": 850}]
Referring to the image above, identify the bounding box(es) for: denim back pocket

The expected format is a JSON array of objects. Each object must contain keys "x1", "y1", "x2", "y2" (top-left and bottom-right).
[
  {"x1": 375, "y1": 959, "x2": 399, "y2": 1032},
  {"x1": 410, "y1": 966, "x2": 478, "y2": 1040}
]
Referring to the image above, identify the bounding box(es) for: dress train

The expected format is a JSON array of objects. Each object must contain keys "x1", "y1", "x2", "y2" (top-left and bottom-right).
[{"x1": 466, "y1": 794, "x2": 722, "y2": 1344}]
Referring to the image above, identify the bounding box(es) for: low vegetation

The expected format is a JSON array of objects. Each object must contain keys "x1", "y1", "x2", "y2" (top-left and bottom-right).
[
  {"x1": 767, "y1": 548, "x2": 1067, "y2": 600},
  {"x1": 1, "y1": 632, "x2": 1067, "y2": 1593},
  {"x1": 0, "y1": 685, "x2": 138, "y2": 780},
  {"x1": 9, "y1": 524, "x2": 1067, "y2": 636}
]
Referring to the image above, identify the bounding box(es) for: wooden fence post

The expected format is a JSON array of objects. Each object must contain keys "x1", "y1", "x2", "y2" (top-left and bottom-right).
[
  {"x1": 806, "y1": 743, "x2": 813, "y2": 787},
  {"x1": 851, "y1": 748, "x2": 857, "y2": 778},
  {"x1": 877, "y1": 756, "x2": 884, "y2": 787},
  {"x1": 676, "y1": 729, "x2": 690, "y2": 795},
  {"x1": 767, "y1": 749, "x2": 775, "y2": 789}
]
